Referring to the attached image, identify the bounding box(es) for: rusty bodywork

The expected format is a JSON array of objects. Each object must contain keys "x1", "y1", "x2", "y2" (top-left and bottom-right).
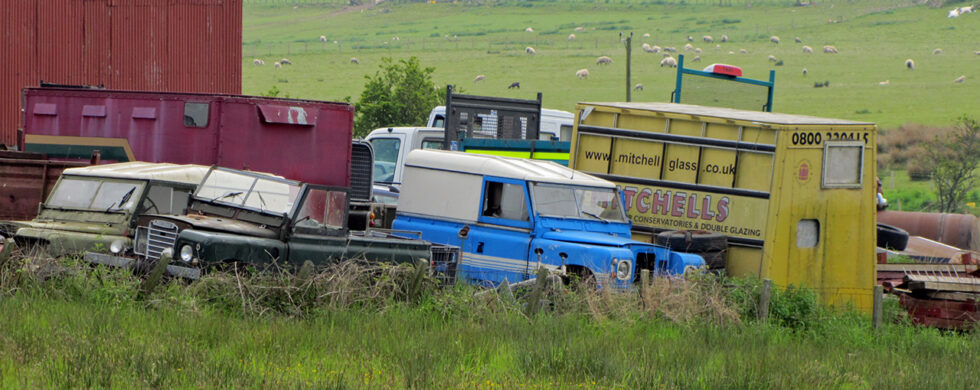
[{"x1": 0, "y1": 149, "x2": 90, "y2": 221}]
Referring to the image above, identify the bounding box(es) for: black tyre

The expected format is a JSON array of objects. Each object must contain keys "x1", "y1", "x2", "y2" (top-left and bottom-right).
[
  {"x1": 699, "y1": 249, "x2": 727, "y2": 270},
  {"x1": 654, "y1": 230, "x2": 728, "y2": 252},
  {"x1": 877, "y1": 223, "x2": 909, "y2": 251}
]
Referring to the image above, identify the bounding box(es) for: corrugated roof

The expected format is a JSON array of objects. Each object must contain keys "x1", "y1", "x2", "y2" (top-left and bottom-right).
[
  {"x1": 405, "y1": 149, "x2": 615, "y2": 188},
  {"x1": 580, "y1": 102, "x2": 875, "y2": 126},
  {"x1": 63, "y1": 162, "x2": 210, "y2": 185}
]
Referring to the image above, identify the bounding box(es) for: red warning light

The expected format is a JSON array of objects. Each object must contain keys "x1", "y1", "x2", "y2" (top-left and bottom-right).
[{"x1": 703, "y1": 64, "x2": 743, "y2": 77}]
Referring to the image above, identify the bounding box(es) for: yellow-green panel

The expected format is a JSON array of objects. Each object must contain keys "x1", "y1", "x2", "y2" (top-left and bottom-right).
[
  {"x1": 705, "y1": 123, "x2": 739, "y2": 141},
  {"x1": 662, "y1": 144, "x2": 700, "y2": 183},
  {"x1": 574, "y1": 134, "x2": 612, "y2": 174},
  {"x1": 581, "y1": 111, "x2": 618, "y2": 127},
  {"x1": 734, "y1": 152, "x2": 773, "y2": 192},
  {"x1": 698, "y1": 148, "x2": 736, "y2": 188},
  {"x1": 618, "y1": 114, "x2": 666, "y2": 133},
  {"x1": 727, "y1": 246, "x2": 763, "y2": 278},
  {"x1": 667, "y1": 118, "x2": 702, "y2": 136},
  {"x1": 610, "y1": 138, "x2": 664, "y2": 179},
  {"x1": 740, "y1": 126, "x2": 776, "y2": 145}
]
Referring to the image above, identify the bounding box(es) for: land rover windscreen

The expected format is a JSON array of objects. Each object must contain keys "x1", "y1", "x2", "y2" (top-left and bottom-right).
[{"x1": 530, "y1": 182, "x2": 627, "y2": 223}]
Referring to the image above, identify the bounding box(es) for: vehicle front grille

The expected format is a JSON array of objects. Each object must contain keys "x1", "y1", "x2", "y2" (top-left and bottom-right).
[
  {"x1": 350, "y1": 141, "x2": 374, "y2": 202},
  {"x1": 146, "y1": 220, "x2": 178, "y2": 261}
]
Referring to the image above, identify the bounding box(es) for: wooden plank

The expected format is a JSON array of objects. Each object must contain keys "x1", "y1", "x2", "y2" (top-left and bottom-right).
[
  {"x1": 878, "y1": 263, "x2": 977, "y2": 273},
  {"x1": 928, "y1": 291, "x2": 980, "y2": 302}
]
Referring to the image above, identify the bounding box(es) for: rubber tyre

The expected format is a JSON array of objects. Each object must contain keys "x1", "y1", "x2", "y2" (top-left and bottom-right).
[
  {"x1": 654, "y1": 230, "x2": 728, "y2": 252},
  {"x1": 877, "y1": 223, "x2": 909, "y2": 251},
  {"x1": 699, "y1": 249, "x2": 727, "y2": 270}
]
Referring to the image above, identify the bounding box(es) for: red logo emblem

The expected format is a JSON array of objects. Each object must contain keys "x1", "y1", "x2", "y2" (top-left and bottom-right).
[{"x1": 799, "y1": 162, "x2": 809, "y2": 181}]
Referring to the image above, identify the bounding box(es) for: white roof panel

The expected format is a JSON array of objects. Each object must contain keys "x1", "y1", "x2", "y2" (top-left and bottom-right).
[
  {"x1": 404, "y1": 149, "x2": 615, "y2": 188},
  {"x1": 63, "y1": 162, "x2": 211, "y2": 185}
]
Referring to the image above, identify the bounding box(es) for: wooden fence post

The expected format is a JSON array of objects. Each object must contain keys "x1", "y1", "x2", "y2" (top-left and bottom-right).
[
  {"x1": 139, "y1": 252, "x2": 172, "y2": 299},
  {"x1": 758, "y1": 278, "x2": 772, "y2": 322},
  {"x1": 873, "y1": 285, "x2": 883, "y2": 329},
  {"x1": 525, "y1": 267, "x2": 550, "y2": 316}
]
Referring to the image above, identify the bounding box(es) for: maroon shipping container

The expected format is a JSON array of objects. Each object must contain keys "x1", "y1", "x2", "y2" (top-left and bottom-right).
[
  {"x1": 22, "y1": 87, "x2": 353, "y2": 188},
  {"x1": 0, "y1": 0, "x2": 242, "y2": 146}
]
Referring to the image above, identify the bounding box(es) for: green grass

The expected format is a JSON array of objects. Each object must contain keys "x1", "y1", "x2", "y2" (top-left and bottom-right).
[{"x1": 242, "y1": 1, "x2": 979, "y2": 129}]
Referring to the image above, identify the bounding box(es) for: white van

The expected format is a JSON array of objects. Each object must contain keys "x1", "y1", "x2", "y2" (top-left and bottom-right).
[{"x1": 426, "y1": 106, "x2": 575, "y2": 141}]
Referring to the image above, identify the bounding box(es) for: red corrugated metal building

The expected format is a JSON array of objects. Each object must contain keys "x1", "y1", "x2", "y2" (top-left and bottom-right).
[{"x1": 0, "y1": 0, "x2": 242, "y2": 146}]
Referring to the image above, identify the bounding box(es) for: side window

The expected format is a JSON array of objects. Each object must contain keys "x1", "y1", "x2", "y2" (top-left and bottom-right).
[
  {"x1": 822, "y1": 142, "x2": 863, "y2": 188},
  {"x1": 421, "y1": 138, "x2": 443, "y2": 149},
  {"x1": 482, "y1": 181, "x2": 528, "y2": 221},
  {"x1": 184, "y1": 102, "x2": 209, "y2": 128},
  {"x1": 145, "y1": 186, "x2": 174, "y2": 214}
]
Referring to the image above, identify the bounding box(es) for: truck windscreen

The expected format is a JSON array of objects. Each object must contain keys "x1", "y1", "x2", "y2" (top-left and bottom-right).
[{"x1": 530, "y1": 183, "x2": 626, "y2": 223}]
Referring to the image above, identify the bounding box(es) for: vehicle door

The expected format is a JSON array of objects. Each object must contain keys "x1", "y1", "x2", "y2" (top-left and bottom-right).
[
  {"x1": 286, "y1": 185, "x2": 350, "y2": 266},
  {"x1": 459, "y1": 176, "x2": 533, "y2": 285},
  {"x1": 367, "y1": 135, "x2": 405, "y2": 186}
]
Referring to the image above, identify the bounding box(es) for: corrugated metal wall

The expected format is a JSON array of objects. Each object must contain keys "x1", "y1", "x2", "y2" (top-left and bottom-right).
[{"x1": 0, "y1": 0, "x2": 242, "y2": 146}]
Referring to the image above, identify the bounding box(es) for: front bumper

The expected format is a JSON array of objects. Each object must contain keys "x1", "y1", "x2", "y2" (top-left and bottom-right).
[{"x1": 82, "y1": 251, "x2": 201, "y2": 280}]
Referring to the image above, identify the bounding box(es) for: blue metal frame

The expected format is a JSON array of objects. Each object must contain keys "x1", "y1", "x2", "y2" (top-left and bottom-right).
[{"x1": 671, "y1": 54, "x2": 776, "y2": 112}]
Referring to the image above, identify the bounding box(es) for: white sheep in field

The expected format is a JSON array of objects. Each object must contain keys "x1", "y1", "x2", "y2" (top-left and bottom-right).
[
  {"x1": 739, "y1": 48, "x2": 748, "y2": 54},
  {"x1": 795, "y1": 37, "x2": 802, "y2": 43},
  {"x1": 474, "y1": 74, "x2": 485, "y2": 83},
  {"x1": 350, "y1": 57, "x2": 360, "y2": 64},
  {"x1": 274, "y1": 61, "x2": 281, "y2": 69},
  {"x1": 823, "y1": 45, "x2": 838, "y2": 54},
  {"x1": 660, "y1": 57, "x2": 677, "y2": 68},
  {"x1": 729, "y1": 51, "x2": 735, "y2": 55},
  {"x1": 664, "y1": 47, "x2": 677, "y2": 53},
  {"x1": 576, "y1": 69, "x2": 590, "y2": 79},
  {"x1": 574, "y1": 26, "x2": 586, "y2": 32},
  {"x1": 525, "y1": 47, "x2": 536, "y2": 55},
  {"x1": 703, "y1": 35, "x2": 714, "y2": 43},
  {"x1": 933, "y1": 48, "x2": 943, "y2": 55},
  {"x1": 392, "y1": 36, "x2": 400, "y2": 41},
  {"x1": 596, "y1": 56, "x2": 613, "y2": 65},
  {"x1": 802, "y1": 45, "x2": 813, "y2": 54},
  {"x1": 684, "y1": 43, "x2": 694, "y2": 51},
  {"x1": 948, "y1": 8, "x2": 960, "y2": 18},
  {"x1": 663, "y1": 53, "x2": 672, "y2": 58},
  {"x1": 905, "y1": 59, "x2": 914, "y2": 70},
  {"x1": 954, "y1": 75, "x2": 966, "y2": 83},
  {"x1": 634, "y1": 83, "x2": 643, "y2": 91},
  {"x1": 525, "y1": 27, "x2": 534, "y2": 33},
  {"x1": 650, "y1": 45, "x2": 662, "y2": 53},
  {"x1": 568, "y1": 34, "x2": 576, "y2": 41},
  {"x1": 770, "y1": 36, "x2": 780, "y2": 44},
  {"x1": 691, "y1": 56, "x2": 701, "y2": 63},
  {"x1": 687, "y1": 35, "x2": 694, "y2": 42},
  {"x1": 280, "y1": 58, "x2": 292, "y2": 65},
  {"x1": 879, "y1": 80, "x2": 890, "y2": 86},
  {"x1": 802, "y1": 68, "x2": 807, "y2": 76},
  {"x1": 319, "y1": 35, "x2": 327, "y2": 43},
  {"x1": 252, "y1": 58, "x2": 265, "y2": 66},
  {"x1": 721, "y1": 35, "x2": 729, "y2": 42},
  {"x1": 768, "y1": 55, "x2": 777, "y2": 62},
  {"x1": 960, "y1": 6, "x2": 975, "y2": 13},
  {"x1": 641, "y1": 43, "x2": 653, "y2": 53},
  {"x1": 694, "y1": 48, "x2": 702, "y2": 54},
  {"x1": 642, "y1": 33, "x2": 650, "y2": 38}
]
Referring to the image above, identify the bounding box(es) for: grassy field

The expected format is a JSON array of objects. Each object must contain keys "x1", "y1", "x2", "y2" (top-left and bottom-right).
[
  {"x1": 1, "y1": 258, "x2": 978, "y2": 388},
  {"x1": 242, "y1": 0, "x2": 979, "y2": 129}
]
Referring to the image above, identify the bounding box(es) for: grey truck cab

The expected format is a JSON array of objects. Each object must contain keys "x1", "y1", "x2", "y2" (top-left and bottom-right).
[{"x1": 392, "y1": 150, "x2": 705, "y2": 288}]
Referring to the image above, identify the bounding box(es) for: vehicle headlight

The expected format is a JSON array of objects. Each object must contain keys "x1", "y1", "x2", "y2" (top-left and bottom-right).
[
  {"x1": 616, "y1": 259, "x2": 633, "y2": 281},
  {"x1": 179, "y1": 245, "x2": 194, "y2": 262},
  {"x1": 110, "y1": 239, "x2": 125, "y2": 254}
]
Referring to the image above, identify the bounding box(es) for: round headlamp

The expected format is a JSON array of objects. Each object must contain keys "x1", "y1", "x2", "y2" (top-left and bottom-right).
[
  {"x1": 179, "y1": 245, "x2": 194, "y2": 262},
  {"x1": 110, "y1": 239, "x2": 125, "y2": 254},
  {"x1": 616, "y1": 259, "x2": 633, "y2": 281}
]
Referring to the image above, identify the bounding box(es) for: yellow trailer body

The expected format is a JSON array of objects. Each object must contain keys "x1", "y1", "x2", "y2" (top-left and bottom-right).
[{"x1": 570, "y1": 102, "x2": 877, "y2": 312}]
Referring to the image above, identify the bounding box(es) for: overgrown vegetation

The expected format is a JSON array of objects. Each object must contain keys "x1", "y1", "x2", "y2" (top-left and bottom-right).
[
  {"x1": 924, "y1": 116, "x2": 980, "y2": 213},
  {"x1": 0, "y1": 248, "x2": 976, "y2": 387}
]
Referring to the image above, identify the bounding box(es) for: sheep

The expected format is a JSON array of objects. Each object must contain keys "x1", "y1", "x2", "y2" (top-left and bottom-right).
[
  {"x1": 729, "y1": 51, "x2": 735, "y2": 55},
  {"x1": 954, "y1": 75, "x2": 966, "y2": 83},
  {"x1": 802, "y1": 45, "x2": 813, "y2": 54},
  {"x1": 660, "y1": 57, "x2": 678, "y2": 68},
  {"x1": 508, "y1": 81, "x2": 521, "y2": 89},
  {"x1": 574, "y1": 26, "x2": 586, "y2": 32},
  {"x1": 474, "y1": 74, "x2": 485, "y2": 83},
  {"x1": 641, "y1": 43, "x2": 653, "y2": 53},
  {"x1": 252, "y1": 58, "x2": 264, "y2": 66},
  {"x1": 634, "y1": 83, "x2": 643, "y2": 91},
  {"x1": 768, "y1": 55, "x2": 777, "y2": 62},
  {"x1": 948, "y1": 8, "x2": 960, "y2": 18},
  {"x1": 960, "y1": 6, "x2": 974, "y2": 13},
  {"x1": 274, "y1": 62, "x2": 281, "y2": 69},
  {"x1": 319, "y1": 35, "x2": 327, "y2": 43},
  {"x1": 795, "y1": 37, "x2": 802, "y2": 43},
  {"x1": 651, "y1": 45, "x2": 662, "y2": 53},
  {"x1": 350, "y1": 57, "x2": 360, "y2": 64},
  {"x1": 703, "y1": 35, "x2": 714, "y2": 43},
  {"x1": 691, "y1": 56, "x2": 701, "y2": 63},
  {"x1": 739, "y1": 48, "x2": 748, "y2": 54},
  {"x1": 664, "y1": 47, "x2": 677, "y2": 53},
  {"x1": 525, "y1": 27, "x2": 534, "y2": 33},
  {"x1": 823, "y1": 45, "x2": 838, "y2": 54},
  {"x1": 905, "y1": 59, "x2": 914, "y2": 70},
  {"x1": 525, "y1": 47, "x2": 536, "y2": 55},
  {"x1": 878, "y1": 80, "x2": 890, "y2": 86},
  {"x1": 684, "y1": 43, "x2": 694, "y2": 51},
  {"x1": 596, "y1": 56, "x2": 613, "y2": 65},
  {"x1": 933, "y1": 48, "x2": 943, "y2": 55},
  {"x1": 695, "y1": 48, "x2": 702, "y2": 54},
  {"x1": 576, "y1": 69, "x2": 590, "y2": 79},
  {"x1": 976, "y1": 51, "x2": 980, "y2": 55},
  {"x1": 721, "y1": 35, "x2": 729, "y2": 42},
  {"x1": 280, "y1": 58, "x2": 292, "y2": 65},
  {"x1": 642, "y1": 33, "x2": 651, "y2": 38},
  {"x1": 802, "y1": 68, "x2": 807, "y2": 76},
  {"x1": 663, "y1": 53, "x2": 672, "y2": 58},
  {"x1": 687, "y1": 35, "x2": 694, "y2": 42},
  {"x1": 770, "y1": 36, "x2": 780, "y2": 44},
  {"x1": 568, "y1": 34, "x2": 576, "y2": 41},
  {"x1": 392, "y1": 36, "x2": 400, "y2": 41}
]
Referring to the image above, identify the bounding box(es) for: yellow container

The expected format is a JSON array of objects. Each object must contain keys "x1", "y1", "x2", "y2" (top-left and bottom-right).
[{"x1": 570, "y1": 102, "x2": 877, "y2": 312}]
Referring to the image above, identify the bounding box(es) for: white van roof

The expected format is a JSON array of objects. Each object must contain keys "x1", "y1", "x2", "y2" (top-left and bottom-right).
[
  {"x1": 404, "y1": 149, "x2": 614, "y2": 188},
  {"x1": 63, "y1": 162, "x2": 211, "y2": 185}
]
